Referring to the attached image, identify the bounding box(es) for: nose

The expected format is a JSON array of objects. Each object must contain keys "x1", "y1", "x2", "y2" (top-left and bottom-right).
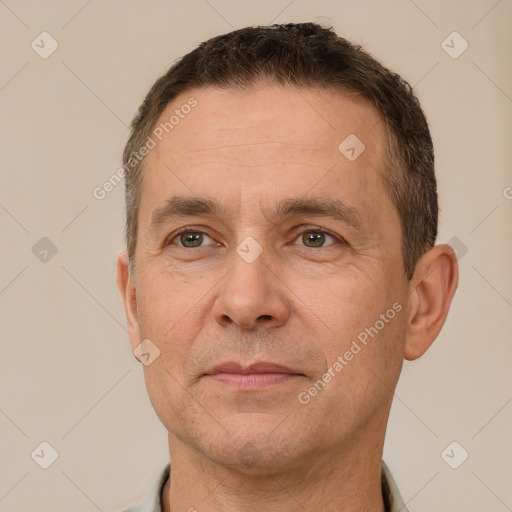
[{"x1": 211, "y1": 244, "x2": 290, "y2": 331}]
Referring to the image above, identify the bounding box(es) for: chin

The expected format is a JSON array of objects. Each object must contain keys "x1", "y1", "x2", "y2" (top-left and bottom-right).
[{"x1": 195, "y1": 415, "x2": 309, "y2": 474}]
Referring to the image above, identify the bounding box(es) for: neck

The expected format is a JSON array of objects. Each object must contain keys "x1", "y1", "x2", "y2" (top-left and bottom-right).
[{"x1": 161, "y1": 418, "x2": 388, "y2": 512}]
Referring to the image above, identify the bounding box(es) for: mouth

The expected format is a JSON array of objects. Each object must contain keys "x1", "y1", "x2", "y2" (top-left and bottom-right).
[{"x1": 204, "y1": 361, "x2": 306, "y2": 391}]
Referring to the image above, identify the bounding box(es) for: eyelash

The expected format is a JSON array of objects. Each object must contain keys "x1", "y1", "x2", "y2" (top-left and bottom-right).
[{"x1": 166, "y1": 227, "x2": 347, "y2": 249}]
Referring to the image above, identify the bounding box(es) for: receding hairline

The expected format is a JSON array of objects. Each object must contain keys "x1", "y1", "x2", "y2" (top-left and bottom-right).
[{"x1": 135, "y1": 80, "x2": 395, "y2": 202}]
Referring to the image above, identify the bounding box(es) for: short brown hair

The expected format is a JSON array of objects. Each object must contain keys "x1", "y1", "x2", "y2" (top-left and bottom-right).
[{"x1": 123, "y1": 22, "x2": 437, "y2": 281}]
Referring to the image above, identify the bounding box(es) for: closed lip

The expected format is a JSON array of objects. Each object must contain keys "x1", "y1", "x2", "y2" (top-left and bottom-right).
[{"x1": 205, "y1": 361, "x2": 304, "y2": 376}]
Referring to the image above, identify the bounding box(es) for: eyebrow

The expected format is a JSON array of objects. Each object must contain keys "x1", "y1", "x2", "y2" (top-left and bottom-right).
[
  {"x1": 150, "y1": 195, "x2": 371, "y2": 234},
  {"x1": 150, "y1": 197, "x2": 238, "y2": 228},
  {"x1": 275, "y1": 197, "x2": 369, "y2": 233}
]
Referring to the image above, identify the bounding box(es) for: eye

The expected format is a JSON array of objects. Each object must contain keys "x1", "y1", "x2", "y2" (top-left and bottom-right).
[
  {"x1": 169, "y1": 230, "x2": 216, "y2": 248},
  {"x1": 294, "y1": 229, "x2": 341, "y2": 248},
  {"x1": 166, "y1": 228, "x2": 344, "y2": 250}
]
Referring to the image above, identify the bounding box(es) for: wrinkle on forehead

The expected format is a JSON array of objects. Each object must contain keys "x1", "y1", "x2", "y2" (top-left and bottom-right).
[
  {"x1": 148, "y1": 85, "x2": 387, "y2": 179},
  {"x1": 141, "y1": 84, "x2": 394, "y2": 235},
  {"x1": 182, "y1": 141, "x2": 336, "y2": 169}
]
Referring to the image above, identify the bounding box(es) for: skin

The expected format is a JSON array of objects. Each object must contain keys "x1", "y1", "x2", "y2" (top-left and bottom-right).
[{"x1": 117, "y1": 84, "x2": 458, "y2": 512}]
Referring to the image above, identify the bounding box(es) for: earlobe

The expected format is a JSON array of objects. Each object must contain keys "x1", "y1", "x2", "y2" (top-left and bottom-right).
[
  {"x1": 404, "y1": 244, "x2": 459, "y2": 360},
  {"x1": 116, "y1": 250, "x2": 141, "y2": 357}
]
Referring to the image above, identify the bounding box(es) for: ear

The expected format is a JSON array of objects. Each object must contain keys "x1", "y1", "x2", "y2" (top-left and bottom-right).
[
  {"x1": 404, "y1": 244, "x2": 459, "y2": 360},
  {"x1": 116, "y1": 250, "x2": 142, "y2": 360}
]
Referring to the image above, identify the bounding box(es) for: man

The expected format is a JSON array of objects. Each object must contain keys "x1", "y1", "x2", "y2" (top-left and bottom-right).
[{"x1": 117, "y1": 23, "x2": 458, "y2": 512}]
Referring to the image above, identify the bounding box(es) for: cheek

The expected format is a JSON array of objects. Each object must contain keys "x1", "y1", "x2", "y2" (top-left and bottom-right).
[
  {"x1": 297, "y1": 266, "x2": 406, "y2": 374},
  {"x1": 135, "y1": 269, "x2": 209, "y2": 430},
  {"x1": 135, "y1": 267, "x2": 212, "y2": 365},
  {"x1": 303, "y1": 271, "x2": 387, "y2": 340},
  {"x1": 141, "y1": 362, "x2": 195, "y2": 437}
]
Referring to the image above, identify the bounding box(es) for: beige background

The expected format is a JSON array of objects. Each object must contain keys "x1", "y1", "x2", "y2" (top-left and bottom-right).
[{"x1": 1, "y1": 1, "x2": 511, "y2": 511}]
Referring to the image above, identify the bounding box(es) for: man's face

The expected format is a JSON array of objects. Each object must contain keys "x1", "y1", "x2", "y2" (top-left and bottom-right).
[{"x1": 129, "y1": 85, "x2": 411, "y2": 471}]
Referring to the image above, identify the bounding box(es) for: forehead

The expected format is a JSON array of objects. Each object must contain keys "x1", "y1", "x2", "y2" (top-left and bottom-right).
[
  {"x1": 140, "y1": 84, "x2": 396, "y2": 233},
  {"x1": 157, "y1": 85, "x2": 385, "y2": 160}
]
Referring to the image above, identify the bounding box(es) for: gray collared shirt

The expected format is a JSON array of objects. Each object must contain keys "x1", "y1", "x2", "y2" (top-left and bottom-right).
[{"x1": 122, "y1": 460, "x2": 408, "y2": 512}]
